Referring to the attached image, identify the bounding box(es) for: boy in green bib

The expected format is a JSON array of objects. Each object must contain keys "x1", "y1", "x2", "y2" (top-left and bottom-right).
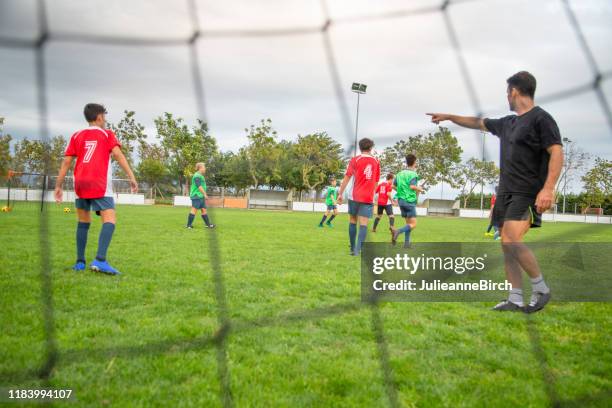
[
  {"x1": 319, "y1": 177, "x2": 338, "y2": 228},
  {"x1": 187, "y1": 162, "x2": 215, "y2": 229},
  {"x1": 391, "y1": 154, "x2": 424, "y2": 247}
]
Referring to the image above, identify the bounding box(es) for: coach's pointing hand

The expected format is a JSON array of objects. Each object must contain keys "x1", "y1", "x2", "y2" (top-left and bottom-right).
[
  {"x1": 535, "y1": 188, "x2": 554, "y2": 214},
  {"x1": 426, "y1": 113, "x2": 450, "y2": 124}
]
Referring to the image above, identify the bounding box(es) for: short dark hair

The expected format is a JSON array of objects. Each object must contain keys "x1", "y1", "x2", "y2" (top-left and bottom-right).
[
  {"x1": 358, "y1": 138, "x2": 374, "y2": 152},
  {"x1": 386, "y1": 173, "x2": 394, "y2": 180},
  {"x1": 329, "y1": 176, "x2": 336, "y2": 182},
  {"x1": 84, "y1": 103, "x2": 107, "y2": 122},
  {"x1": 406, "y1": 154, "x2": 417, "y2": 166},
  {"x1": 507, "y1": 71, "x2": 536, "y2": 99}
]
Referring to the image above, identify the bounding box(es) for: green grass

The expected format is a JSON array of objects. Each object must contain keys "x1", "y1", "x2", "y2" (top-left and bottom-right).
[{"x1": 1, "y1": 204, "x2": 611, "y2": 407}]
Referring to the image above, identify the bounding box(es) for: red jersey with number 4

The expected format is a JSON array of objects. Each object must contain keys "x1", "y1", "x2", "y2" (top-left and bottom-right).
[
  {"x1": 345, "y1": 154, "x2": 380, "y2": 203},
  {"x1": 376, "y1": 181, "x2": 393, "y2": 205},
  {"x1": 65, "y1": 126, "x2": 120, "y2": 199}
]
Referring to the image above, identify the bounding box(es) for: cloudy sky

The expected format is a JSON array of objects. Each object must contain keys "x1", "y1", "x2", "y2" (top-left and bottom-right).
[{"x1": 1, "y1": 0, "x2": 611, "y2": 198}]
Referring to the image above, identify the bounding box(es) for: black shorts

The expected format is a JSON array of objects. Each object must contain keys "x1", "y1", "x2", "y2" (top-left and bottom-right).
[
  {"x1": 377, "y1": 204, "x2": 394, "y2": 216},
  {"x1": 492, "y1": 194, "x2": 541, "y2": 228}
]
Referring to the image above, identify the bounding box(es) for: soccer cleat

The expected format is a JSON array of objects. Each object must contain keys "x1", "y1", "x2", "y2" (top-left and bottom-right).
[
  {"x1": 390, "y1": 227, "x2": 400, "y2": 245},
  {"x1": 493, "y1": 231, "x2": 500, "y2": 240},
  {"x1": 90, "y1": 259, "x2": 121, "y2": 275},
  {"x1": 72, "y1": 261, "x2": 86, "y2": 271},
  {"x1": 206, "y1": 224, "x2": 216, "y2": 229},
  {"x1": 524, "y1": 291, "x2": 551, "y2": 314},
  {"x1": 492, "y1": 300, "x2": 523, "y2": 312},
  {"x1": 318, "y1": 224, "x2": 324, "y2": 228},
  {"x1": 326, "y1": 222, "x2": 333, "y2": 228},
  {"x1": 403, "y1": 242, "x2": 412, "y2": 249},
  {"x1": 484, "y1": 232, "x2": 494, "y2": 237},
  {"x1": 186, "y1": 225, "x2": 194, "y2": 229}
]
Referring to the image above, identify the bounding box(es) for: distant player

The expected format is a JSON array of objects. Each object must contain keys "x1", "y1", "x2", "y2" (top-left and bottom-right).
[
  {"x1": 391, "y1": 154, "x2": 424, "y2": 248},
  {"x1": 372, "y1": 173, "x2": 395, "y2": 232},
  {"x1": 337, "y1": 138, "x2": 380, "y2": 256},
  {"x1": 319, "y1": 177, "x2": 338, "y2": 228},
  {"x1": 55, "y1": 103, "x2": 138, "y2": 275},
  {"x1": 187, "y1": 162, "x2": 215, "y2": 229},
  {"x1": 485, "y1": 186, "x2": 500, "y2": 240},
  {"x1": 427, "y1": 71, "x2": 563, "y2": 313}
]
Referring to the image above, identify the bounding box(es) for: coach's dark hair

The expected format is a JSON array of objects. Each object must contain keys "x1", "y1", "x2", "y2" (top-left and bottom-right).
[
  {"x1": 386, "y1": 173, "x2": 394, "y2": 180},
  {"x1": 507, "y1": 71, "x2": 536, "y2": 99},
  {"x1": 84, "y1": 103, "x2": 107, "y2": 122},
  {"x1": 406, "y1": 154, "x2": 417, "y2": 167},
  {"x1": 359, "y1": 138, "x2": 374, "y2": 152}
]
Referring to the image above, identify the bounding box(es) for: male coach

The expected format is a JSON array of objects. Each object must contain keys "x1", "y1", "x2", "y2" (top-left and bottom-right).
[{"x1": 427, "y1": 71, "x2": 563, "y2": 313}]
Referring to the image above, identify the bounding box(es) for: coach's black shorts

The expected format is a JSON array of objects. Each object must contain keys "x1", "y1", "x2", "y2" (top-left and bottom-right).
[
  {"x1": 492, "y1": 194, "x2": 541, "y2": 228},
  {"x1": 376, "y1": 204, "x2": 394, "y2": 216}
]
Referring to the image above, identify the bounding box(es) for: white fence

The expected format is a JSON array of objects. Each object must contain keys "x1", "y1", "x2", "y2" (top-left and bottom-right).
[
  {"x1": 1, "y1": 188, "x2": 147, "y2": 205},
  {"x1": 291, "y1": 201, "x2": 429, "y2": 216},
  {"x1": 459, "y1": 208, "x2": 612, "y2": 224}
]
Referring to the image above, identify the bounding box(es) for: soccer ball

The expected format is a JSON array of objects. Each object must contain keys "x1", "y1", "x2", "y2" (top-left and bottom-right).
[
  {"x1": 1, "y1": 206, "x2": 11, "y2": 212},
  {"x1": 63, "y1": 207, "x2": 72, "y2": 213}
]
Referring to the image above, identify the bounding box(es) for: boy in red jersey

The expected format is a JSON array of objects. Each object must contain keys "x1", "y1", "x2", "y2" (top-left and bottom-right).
[
  {"x1": 55, "y1": 103, "x2": 138, "y2": 275},
  {"x1": 373, "y1": 173, "x2": 395, "y2": 233},
  {"x1": 337, "y1": 138, "x2": 380, "y2": 256}
]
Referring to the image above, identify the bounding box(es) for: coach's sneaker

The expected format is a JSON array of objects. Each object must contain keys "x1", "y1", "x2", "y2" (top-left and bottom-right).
[
  {"x1": 90, "y1": 259, "x2": 121, "y2": 276},
  {"x1": 492, "y1": 300, "x2": 523, "y2": 312},
  {"x1": 524, "y1": 291, "x2": 551, "y2": 314},
  {"x1": 72, "y1": 261, "x2": 86, "y2": 271}
]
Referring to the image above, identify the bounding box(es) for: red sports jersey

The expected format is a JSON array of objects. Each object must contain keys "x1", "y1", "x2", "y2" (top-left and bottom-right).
[
  {"x1": 345, "y1": 154, "x2": 380, "y2": 203},
  {"x1": 65, "y1": 126, "x2": 120, "y2": 199},
  {"x1": 376, "y1": 181, "x2": 393, "y2": 205}
]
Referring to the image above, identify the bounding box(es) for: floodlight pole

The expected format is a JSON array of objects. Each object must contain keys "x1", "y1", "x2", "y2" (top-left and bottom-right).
[
  {"x1": 562, "y1": 137, "x2": 570, "y2": 214},
  {"x1": 351, "y1": 82, "x2": 366, "y2": 157},
  {"x1": 354, "y1": 92, "x2": 360, "y2": 157}
]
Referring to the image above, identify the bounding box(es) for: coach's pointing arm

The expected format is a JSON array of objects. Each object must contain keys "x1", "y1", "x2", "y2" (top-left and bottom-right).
[{"x1": 426, "y1": 113, "x2": 487, "y2": 131}]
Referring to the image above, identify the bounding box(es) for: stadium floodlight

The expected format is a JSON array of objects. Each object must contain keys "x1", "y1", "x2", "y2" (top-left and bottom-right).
[{"x1": 351, "y1": 82, "x2": 367, "y2": 156}]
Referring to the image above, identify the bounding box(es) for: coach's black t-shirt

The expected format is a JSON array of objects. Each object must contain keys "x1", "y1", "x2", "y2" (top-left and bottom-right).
[{"x1": 484, "y1": 106, "x2": 562, "y2": 197}]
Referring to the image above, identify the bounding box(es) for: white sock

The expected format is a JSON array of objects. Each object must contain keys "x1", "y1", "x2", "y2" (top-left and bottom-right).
[
  {"x1": 531, "y1": 276, "x2": 550, "y2": 294},
  {"x1": 508, "y1": 288, "x2": 524, "y2": 306}
]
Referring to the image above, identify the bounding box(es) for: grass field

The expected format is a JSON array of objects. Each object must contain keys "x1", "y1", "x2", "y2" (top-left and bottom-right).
[{"x1": 1, "y1": 204, "x2": 611, "y2": 407}]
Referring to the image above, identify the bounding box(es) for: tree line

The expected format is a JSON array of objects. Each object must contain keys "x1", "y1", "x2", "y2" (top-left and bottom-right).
[{"x1": 1, "y1": 113, "x2": 610, "y2": 213}]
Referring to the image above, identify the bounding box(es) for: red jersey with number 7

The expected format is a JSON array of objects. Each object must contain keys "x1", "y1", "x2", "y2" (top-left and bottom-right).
[
  {"x1": 345, "y1": 154, "x2": 380, "y2": 203},
  {"x1": 64, "y1": 126, "x2": 121, "y2": 199}
]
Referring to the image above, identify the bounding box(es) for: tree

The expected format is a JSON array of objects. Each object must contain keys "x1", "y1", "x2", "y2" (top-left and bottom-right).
[
  {"x1": 292, "y1": 132, "x2": 344, "y2": 194},
  {"x1": 221, "y1": 150, "x2": 251, "y2": 193},
  {"x1": 378, "y1": 127, "x2": 463, "y2": 190},
  {"x1": 556, "y1": 138, "x2": 590, "y2": 213},
  {"x1": 137, "y1": 143, "x2": 168, "y2": 198},
  {"x1": 456, "y1": 158, "x2": 499, "y2": 208},
  {"x1": 0, "y1": 118, "x2": 12, "y2": 178},
  {"x1": 243, "y1": 119, "x2": 282, "y2": 188},
  {"x1": 108, "y1": 110, "x2": 147, "y2": 178},
  {"x1": 581, "y1": 158, "x2": 612, "y2": 210},
  {"x1": 155, "y1": 113, "x2": 218, "y2": 194},
  {"x1": 11, "y1": 136, "x2": 66, "y2": 175}
]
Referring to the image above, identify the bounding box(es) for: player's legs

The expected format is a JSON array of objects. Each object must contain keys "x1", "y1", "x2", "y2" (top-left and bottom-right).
[
  {"x1": 73, "y1": 199, "x2": 92, "y2": 270},
  {"x1": 200, "y1": 206, "x2": 213, "y2": 227},
  {"x1": 187, "y1": 204, "x2": 197, "y2": 228},
  {"x1": 89, "y1": 197, "x2": 120, "y2": 275},
  {"x1": 391, "y1": 201, "x2": 416, "y2": 247},
  {"x1": 347, "y1": 200, "x2": 359, "y2": 254},
  {"x1": 327, "y1": 207, "x2": 337, "y2": 226},
  {"x1": 373, "y1": 205, "x2": 384, "y2": 232},
  {"x1": 354, "y1": 203, "x2": 373, "y2": 255},
  {"x1": 319, "y1": 208, "x2": 331, "y2": 226},
  {"x1": 385, "y1": 205, "x2": 395, "y2": 228}
]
